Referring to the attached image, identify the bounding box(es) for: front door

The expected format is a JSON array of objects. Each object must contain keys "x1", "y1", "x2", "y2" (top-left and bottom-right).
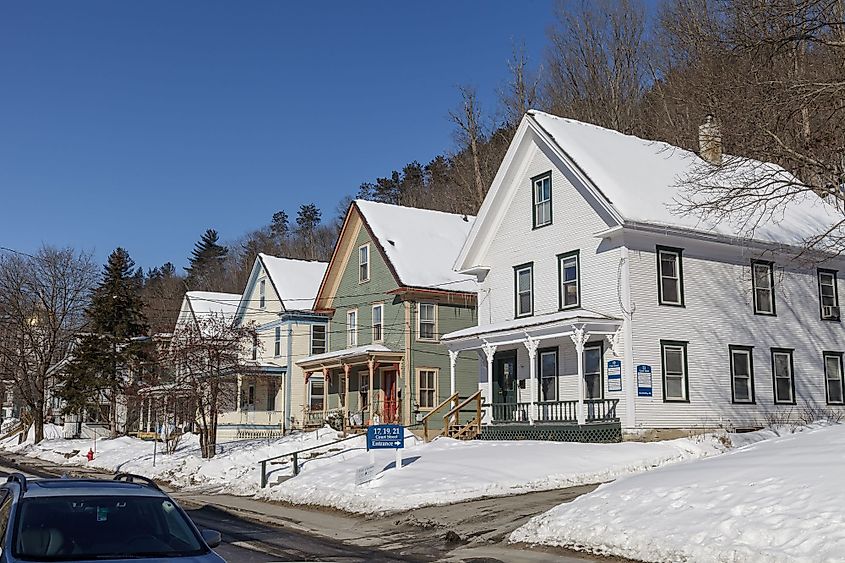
[
  {"x1": 381, "y1": 370, "x2": 398, "y2": 423},
  {"x1": 493, "y1": 352, "x2": 517, "y2": 404}
]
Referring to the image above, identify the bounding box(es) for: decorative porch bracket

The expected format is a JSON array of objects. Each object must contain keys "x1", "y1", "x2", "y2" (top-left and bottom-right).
[
  {"x1": 569, "y1": 324, "x2": 591, "y2": 425},
  {"x1": 606, "y1": 326, "x2": 623, "y2": 357},
  {"x1": 523, "y1": 334, "x2": 539, "y2": 425}
]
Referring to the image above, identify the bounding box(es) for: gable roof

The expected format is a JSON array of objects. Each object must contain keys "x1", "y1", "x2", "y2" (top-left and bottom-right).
[
  {"x1": 354, "y1": 199, "x2": 477, "y2": 293},
  {"x1": 456, "y1": 110, "x2": 840, "y2": 269},
  {"x1": 257, "y1": 253, "x2": 328, "y2": 311},
  {"x1": 185, "y1": 291, "x2": 240, "y2": 322}
]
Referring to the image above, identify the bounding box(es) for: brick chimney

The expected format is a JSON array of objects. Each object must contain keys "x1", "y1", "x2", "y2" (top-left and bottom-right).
[{"x1": 698, "y1": 114, "x2": 722, "y2": 165}]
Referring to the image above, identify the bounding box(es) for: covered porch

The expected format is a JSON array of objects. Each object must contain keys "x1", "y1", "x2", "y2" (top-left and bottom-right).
[
  {"x1": 442, "y1": 309, "x2": 624, "y2": 442},
  {"x1": 218, "y1": 362, "x2": 286, "y2": 438},
  {"x1": 298, "y1": 344, "x2": 406, "y2": 431}
]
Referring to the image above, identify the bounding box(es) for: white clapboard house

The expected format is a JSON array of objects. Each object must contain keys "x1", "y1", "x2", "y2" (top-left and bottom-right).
[{"x1": 441, "y1": 110, "x2": 844, "y2": 440}]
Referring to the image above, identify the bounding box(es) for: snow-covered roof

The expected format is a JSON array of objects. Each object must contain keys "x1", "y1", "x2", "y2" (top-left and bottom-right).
[
  {"x1": 355, "y1": 200, "x2": 477, "y2": 293},
  {"x1": 296, "y1": 344, "x2": 396, "y2": 366},
  {"x1": 259, "y1": 254, "x2": 328, "y2": 311},
  {"x1": 186, "y1": 291, "x2": 240, "y2": 321},
  {"x1": 528, "y1": 110, "x2": 840, "y2": 247},
  {"x1": 442, "y1": 308, "x2": 620, "y2": 342}
]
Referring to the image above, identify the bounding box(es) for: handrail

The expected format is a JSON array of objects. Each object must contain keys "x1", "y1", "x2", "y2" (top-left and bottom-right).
[
  {"x1": 443, "y1": 390, "x2": 482, "y2": 440},
  {"x1": 421, "y1": 392, "x2": 458, "y2": 441},
  {"x1": 443, "y1": 390, "x2": 482, "y2": 421}
]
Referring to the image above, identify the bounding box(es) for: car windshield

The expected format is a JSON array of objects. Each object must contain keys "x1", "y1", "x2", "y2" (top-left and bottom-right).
[{"x1": 13, "y1": 495, "x2": 206, "y2": 561}]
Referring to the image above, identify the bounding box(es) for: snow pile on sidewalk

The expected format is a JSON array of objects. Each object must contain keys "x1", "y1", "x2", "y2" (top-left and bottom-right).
[
  {"x1": 511, "y1": 423, "x2": 845, "y2": 562},
  {"x1": 258, "y1": 433, "x2": 729, "y2": 515},
  {"x1": 1, "y1": 427, "x2": 350, "y2": 495}
]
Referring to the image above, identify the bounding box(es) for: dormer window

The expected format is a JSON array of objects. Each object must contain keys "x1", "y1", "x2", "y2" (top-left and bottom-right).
[
  {"x1": 359, "y1": 244, "x2": 370, "y2": 283},
  {"x1": 532, "y1": 173, "x2": 552, "y2": 228}
]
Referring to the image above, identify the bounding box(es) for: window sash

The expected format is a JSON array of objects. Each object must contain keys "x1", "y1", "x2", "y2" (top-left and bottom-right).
[
  {"x1": 418, "y1": 303, "x2": 436, "y2": 340},
  {"x1": 772, "y1": 351, "x2": 794, "y2": 403},
  {"x1": 347, "y1": 311, "x2": 358, "y2": 347},
  {"x1": 819, "y1": 271, "x2": 838, "y2": 314},
  {"x1": 311, "y1": 325, "x2": 326, "y2": 355},
  {"x1": 539, "y1": 350, "x2": 558, "y2": 402},
  {"x1": 730, "y1": 349, "x2": 754, "y2": 403},
  {"x1": 359, "y1": 374, "x2": 369, "y2": 410},
  {"x1": 516, "y1": 266, "x2": 533, "y2": 316},
  {"x1": 259, "y1": 279, "x2": 266, "y2": 308},
  {"x1": 584, "y1": 346, "x2": 603, "y2": 400},
  {"x1": 418, "y1": 369, "x2": 437, "y2": 409},
  {"x1": 559, "y1": 254, "x2": 579, "y2": 308},
  {"x1": 359, "y1": 245, "x2": 369, "y2": 282},
  {"x1": 662, "y1": 344, "x2": 688, "y2": 401},
  {"x1": 309, "y1": 377, "x2": 325, "y2": 411},
  {"x1": 658, "y1": 250, "x2": 682, "y2": 305},
  {"x1": 533, "y1": 176, "x2": 551, "y2": 227},
  {"x1": 274, "y1": 327, "x2": 281, "y2": 357},
  {"x1": 753, "y1": 262, "x2": 775, "y2": 314},
  {"x1": 372, "y1": 305, "x2": 383, "y2": 342},
  {"x1": 825, "y1": 354, "x2": 844, "y2": 405}
]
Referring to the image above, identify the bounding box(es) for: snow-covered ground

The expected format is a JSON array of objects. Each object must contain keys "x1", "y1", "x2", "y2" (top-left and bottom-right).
[
  {"x1": 511, "y1": 423, "x2": 845, "y2": 562},
  {"x1": 257, "y1": 432, "x2": 730, "y2": 515}
]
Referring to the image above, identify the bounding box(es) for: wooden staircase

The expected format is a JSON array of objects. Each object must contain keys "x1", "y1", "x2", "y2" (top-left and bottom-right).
[{"x1": 421, "y1": 390, "x2": 482, "y2": 441}]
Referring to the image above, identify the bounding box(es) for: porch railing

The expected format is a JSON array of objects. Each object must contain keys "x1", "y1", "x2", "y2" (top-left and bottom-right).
[{"x1": 491, "y1": 398, "x2": 619, "y2": 424}]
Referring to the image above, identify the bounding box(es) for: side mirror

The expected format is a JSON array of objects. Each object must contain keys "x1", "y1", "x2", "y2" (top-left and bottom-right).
[{"x1": 200, "y1": 529, "x2": 222, "y2": 548}]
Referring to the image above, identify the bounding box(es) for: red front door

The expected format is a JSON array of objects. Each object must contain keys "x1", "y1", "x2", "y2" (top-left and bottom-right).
[{"x1": 382, "y1": 370, "x2": 398, "y2": 423}]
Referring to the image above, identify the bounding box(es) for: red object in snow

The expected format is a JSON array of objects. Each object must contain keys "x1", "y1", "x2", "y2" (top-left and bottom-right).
[{"x1": 86, "y1": 449, "x2": 94, "y2": 462}]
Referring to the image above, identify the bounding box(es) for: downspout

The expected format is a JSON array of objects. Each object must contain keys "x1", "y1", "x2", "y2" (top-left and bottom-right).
[
  {"x1": 620, "y1": 246, "x2": 637, "y2": 429},
  {"x1": 285, "y1": 320, "x2": 293, "y2": 434}
]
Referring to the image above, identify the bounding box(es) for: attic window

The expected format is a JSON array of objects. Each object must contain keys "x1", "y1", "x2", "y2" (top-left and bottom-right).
[
  {"x1": 259, "y1": 279, "x2": 266, "y2": 309},
  {"x1": 532, "y1": 173, "x2": 552, "y2": 229},
  {"x1": 359, "y1": 244, "x2": 370, "y2": 283}
]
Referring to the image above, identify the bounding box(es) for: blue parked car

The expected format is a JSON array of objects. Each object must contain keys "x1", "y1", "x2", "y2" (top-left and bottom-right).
[{"x1": 0, "y1": 473, "x2": 225, "y2": 562}]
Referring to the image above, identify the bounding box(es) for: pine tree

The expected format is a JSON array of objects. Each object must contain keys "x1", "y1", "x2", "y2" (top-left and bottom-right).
[
  {"x1": 295, "y1": 204, "x2": 322, "y2": 260},
  {"x1": 61, "y1": 248, "x2": 149, "y2": 436},
  {"x1": 271, "y1": 211, "x2": 289, "y2": 239},
  {"x1": 185, "y1": 229, "x2": 228, "y2": 289}
]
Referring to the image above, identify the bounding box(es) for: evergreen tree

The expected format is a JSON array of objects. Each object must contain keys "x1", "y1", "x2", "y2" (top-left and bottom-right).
[
  {"x1": 295, "y1": 204, "x2": 322, "y2": 260},
  {"x1": 60, "y1": 248, "x2": 149, "y2": 436},
  {"x1": 271, "y1": 211, "x2": 289, "y2": 239},
  {"x1": 185, "y1": 229, "x2": 228, "y2": 290}
]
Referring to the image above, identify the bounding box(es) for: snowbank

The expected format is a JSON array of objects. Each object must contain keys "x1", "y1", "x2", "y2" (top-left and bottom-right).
[
  {"x1": 1, "y1": 427, "x2": 348, "y2": 496},
  {"x1": 511, "y1": 424, "x2": 845, "y2": 562},
  {"x1": 258, "y1": 433, "x2": 729, "y2": 515}
]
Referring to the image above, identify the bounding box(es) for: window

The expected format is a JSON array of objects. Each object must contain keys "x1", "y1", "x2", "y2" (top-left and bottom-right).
[
  {"x1": 247, "y1": 384, "x2": 255, "y2": 406},
  {"x1": 358, "y1": 244, "x2": 370, "y2": 282},
  {"x1": 418, "y1": 369, "x2": 437, "y2": 409},
  {"x1": 729, "y1": 345, "x2": 755, "y2": 404},
  {"x1": 532, "y1": 173, "x2": 552, "y2": 228},
  {"x1": 359, "y1": 373, "x2": 369, "y2": 411},
  {"x1": 274, "y1": 326, "x2": 281, "y2": 357},
  {"x1": 661, "y1": 340, "x2": 689, "y2": 402},
  {"x1": 771, "y1": 348, "x2": 795, "y2": 404},
  {"x1": 818, "y1": 269, "x2": 840, "y2": 320},
  {"x1": 514, "y1": 263, "x2": 533, "y2": 317},
  {"x1": 259, "y1": 279, "x2": 266, "y2": 308},
  {"x1": 584, "y1": 344, "x2": 604, "y2": 400},
  {"x1": 372, "y1": 304, "x2": 383, "y2": 342},
  {"x1": 267, "y1": 378, "x2": 277, "y2": 411},
  {"x1": 251, "y1": 336, "x2": 258, "y2": 360},
  {"x1": 656, "y1": 246, "x2": 684, "y2": 306},
  {"x1": 538, "y1": 348, "x2": 558, "y2": 401},
  {"x1": 418, "y1": 303, "x2": 437, "y2": 341},
  {"x1": 310, "y1": 324, "x2": 326, "y2": 355},
  {"x1": 558, "y1": 251, "x2": 580, "y2": 309},
  {"x1": 347, "y1": 310, "x2": 358, "y2": 347},
  {"x1": 752, "y1": 260, "x2": 776, "y2": 315},
  {"x1": 308, "y1": 376, "x2": 324, "y2": 411},
  {"x1": 824, "y1": 352, "x2": 844, "y2": 405}
]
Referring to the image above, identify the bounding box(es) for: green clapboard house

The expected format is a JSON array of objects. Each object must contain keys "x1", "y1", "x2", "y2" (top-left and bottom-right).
[{"x1": 297, "y1": 199, "x2": 478, "y2": 430}]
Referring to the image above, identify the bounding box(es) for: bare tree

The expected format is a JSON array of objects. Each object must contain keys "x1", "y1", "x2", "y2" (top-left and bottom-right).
[
  {"x1": 449, "y1": 85, "x2": 491, "y2": 210},
  {"x1": 0, "y1": 247, "x2": 97, "y2": 443},
  {"x1": 163, "y1": 314, "x2": 256, "y2": 458},
  {"x1": 500, "y1": 42, "x2": 543, "y2": 127}
]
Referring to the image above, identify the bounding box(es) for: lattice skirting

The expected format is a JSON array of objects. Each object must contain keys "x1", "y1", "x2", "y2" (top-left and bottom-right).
[{"x1": 479, "y1": 422, "x2": 622, "y2": 443}]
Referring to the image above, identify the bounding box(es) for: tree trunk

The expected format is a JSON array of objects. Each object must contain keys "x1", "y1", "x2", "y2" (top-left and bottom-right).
[{"x1": 33, "y1": 411, "x2": 44, "y2": 444}]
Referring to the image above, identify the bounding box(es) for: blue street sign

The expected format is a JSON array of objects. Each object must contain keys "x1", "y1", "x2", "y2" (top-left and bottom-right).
[
  {"x1": 637, "y1": 364, "x2": 653, "y2": 397},
  {"x1": 367, "y1": 424, "x2": 404, "y2": 450}
]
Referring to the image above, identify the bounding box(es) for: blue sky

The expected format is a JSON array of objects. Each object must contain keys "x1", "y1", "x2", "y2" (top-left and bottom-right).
[{"x1": 0, "y1": 1, "x2": 555, "y2": 270}]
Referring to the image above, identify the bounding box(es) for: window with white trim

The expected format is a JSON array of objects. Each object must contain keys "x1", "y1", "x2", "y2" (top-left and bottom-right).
[
  {"x1": 818, "y1": 269, "x2": 839, "y2": 320},
  {"x1": 824, "y1": 352, "x2": 844, "y2": 405},
  {"x1": 359, "y1": 373, "x2": 369, "y2": 411},
  {"x1": 417, "y1": 368, "x2": 437, "y2": 409},
  {"x1": 752, "y1": 261, "x2": 776, "y2": 315},
  {"x1": 532, "y1": 173, "x2": 552, "y2": 228},
  {"x1": 418, "y1": 303, "x2": 436, "y2": 341},
  {"x1": 730, "y1": 346, "x2": 755, "y2": 403},
  {"x1": 538, "y1": 348, "x2": 558, "y2": 401},
  {"x1": 346, "y1": 310, "x2": 358, "y2": 347},
  {"x1": 584, "y1": 344, "x2": 603, "y2": 400},
  {"x1": 274, "y1": 326, "x2": 281, "y2": 357},
  {"x1": 515, "y1": 264, "x2": 533, "y2": 317},
  {"x1": 258, "y1": 279, "x2": 266, "y2": 309},
  {"x1": 267, "y1": 378, "x2": 277, "y2": 411},
  {"x1": 251, "y1": 336, "x2": 258, "y2": 361},
  {"x1": 661, "y1": 341, "x2": 688, "y2": 402},
  {"x1": 657, "y1": 246, "x2": 684, "y2": 306},
  {"x1": 372, "y1": 304, "x2": 383, "y2": 342},
  {"x1": 772, "y1": 349, "x2": 795, "y2": 404},
  {"x1": 308, "y1": 376, "x2": 324, "y2": 411},
  {"x1": 358, "y1": 244, "x2": 370, "y2": 282},
  {"x1": 310, "y1": 324, "x2": 326, "y2": 355},
  {"x1": 559, "y1": 251, "x2": 579, "y2": 309}
]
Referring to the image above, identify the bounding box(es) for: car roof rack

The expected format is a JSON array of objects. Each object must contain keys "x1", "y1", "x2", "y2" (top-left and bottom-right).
[
  {"x1": 113, "y1": 473, "x2": 161, "y2": 491},
  {"x1": 6, "y1": 473, "x2": 27, "y2": 492}
]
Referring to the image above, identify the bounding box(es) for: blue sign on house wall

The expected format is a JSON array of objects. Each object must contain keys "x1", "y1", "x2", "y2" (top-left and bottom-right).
[
  {"x1": 367, "y1": 424, "x2": 404, "y2": 450},
  {"x1": 637, "y1": 365, "x2": 653, "y2": 397},
  {"x1": 607, "y1": 360, "x2": 622, "y2": 392}
]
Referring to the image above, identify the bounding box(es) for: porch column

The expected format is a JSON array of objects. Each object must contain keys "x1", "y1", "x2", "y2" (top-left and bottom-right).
[
  {"x1": 448, "y1": 349, "x2": 459, "y2": 424},
  {"x1": 524, "y1": 335, "x2": 539, "y2": 425},
  {"x1": 481, "y1": 342, "x2": 497, "y2": 422},
  {"x1": 343, "y1": 364, "x2": 351, "y2": 431},
  {"x1": 367, "y1": 359, "x2": 375, "y2": 424},
  {"x1": 321, "y1": 367, "x2": 329, "y2": 418},
  {"x1": 570, "y1": 325, "x2": 590, "y2": 425}
]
